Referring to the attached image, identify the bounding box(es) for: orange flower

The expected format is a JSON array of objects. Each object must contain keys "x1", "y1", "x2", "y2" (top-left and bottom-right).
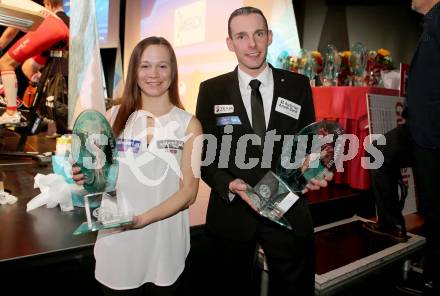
[
  {"x1": 377, "y1": 48, "x2": 391, "y2": 57},
  {"x1": 341, "y1": 51, "x2": 351, "y2": 58},
  {"x1": 311, "y1": 51, "x2": 321, "y2": 58}
]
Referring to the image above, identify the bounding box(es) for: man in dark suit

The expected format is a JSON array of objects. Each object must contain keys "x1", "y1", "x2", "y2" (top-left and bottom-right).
[
  {"x1": 405, "y1": 0, "x2": 440, "y2": 293},
  {"x1": 366, "y1": 1, "x2": 440, "y2": 294},
  {"x1": 195, "y1": 6, "x2": 331, "y2": 296}
]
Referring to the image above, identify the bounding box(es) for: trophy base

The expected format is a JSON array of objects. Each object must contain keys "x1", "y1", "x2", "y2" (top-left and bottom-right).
[
  {"x1": 73, "y1": 191, "x2": 134, "y2": 235},
  {"x1": 322, "y1": 78, "x2": 337, "y2": 86},
  {"x1": 73, "y1": 219, "x2": 133, "y2": 235},
  {"x1": 260, "y1": 211, "x2": 293, "y2": 230},
  {"x1": 246, "y1": 171, "x2": 299, "y2": 230}
]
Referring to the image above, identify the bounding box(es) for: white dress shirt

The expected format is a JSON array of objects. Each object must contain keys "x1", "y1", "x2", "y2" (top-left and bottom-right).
[
  {"x1": 237, "y1": 64, "x2": 274, "y2": 129},
  {"x1": 228, "y1": 65, "x2": 274, "y2": 201}
]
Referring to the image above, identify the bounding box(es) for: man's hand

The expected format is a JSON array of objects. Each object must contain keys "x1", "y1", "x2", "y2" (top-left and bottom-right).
[
  {"x1": 229, "y1": 179, "x2": 258, "y2": 212},
  {"x1": 301, "y1": 171, "x2": 333, "y2": 194},
  {"x1": 229, "y1": 178, "x2": 247, "y2": 193}
]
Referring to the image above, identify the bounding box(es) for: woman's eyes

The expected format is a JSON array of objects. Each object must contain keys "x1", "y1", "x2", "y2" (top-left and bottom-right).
[{"x1": 140, "y1": 64, "x2": 168, "y2": 69}]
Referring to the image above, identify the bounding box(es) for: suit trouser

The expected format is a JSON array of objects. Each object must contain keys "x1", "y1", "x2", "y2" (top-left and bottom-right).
[
  {"x1": 205, "y1": 217, "x2": 315, "y2": 296},
  {"x1": 371, "y1": 125, "x2": 440, "y2": 291},
  {"x1": 411, "y1": 144, "x2": 440, "y2": 293},
  {"x1": 370, "y1": 125, "x2": 413, "y2": 228}
]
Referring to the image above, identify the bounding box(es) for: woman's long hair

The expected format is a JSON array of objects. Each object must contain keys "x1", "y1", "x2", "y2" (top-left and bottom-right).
[{"x1": 112, "y1": 36, "x2": 184, "y2": 137}]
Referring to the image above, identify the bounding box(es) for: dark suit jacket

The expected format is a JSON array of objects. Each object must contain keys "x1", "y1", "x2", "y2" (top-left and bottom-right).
[
  {"x1": 195, "y1": 66, "x2": 316, "y2": 241},
  {"x1": 407, "y1": 2, "x2": 440, "y2": 149}
]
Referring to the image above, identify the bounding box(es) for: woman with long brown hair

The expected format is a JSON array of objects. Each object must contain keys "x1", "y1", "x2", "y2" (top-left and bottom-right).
[{"x1": 73, "y1": 36, "x2": 201, "y2": 296}]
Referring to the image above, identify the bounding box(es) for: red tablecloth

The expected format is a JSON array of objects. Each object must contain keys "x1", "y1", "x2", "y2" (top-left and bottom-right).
[{"x1": 312, "y1": 86, "x2": 399, "y2": 190}]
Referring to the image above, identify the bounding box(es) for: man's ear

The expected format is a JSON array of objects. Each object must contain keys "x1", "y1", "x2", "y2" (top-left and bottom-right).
[
  {"x1": 226, "y1": 37, "x2": 234, "y2": 52},
  {"x1": 268, "y1": 30, "x2": 273, "y2": 46}
]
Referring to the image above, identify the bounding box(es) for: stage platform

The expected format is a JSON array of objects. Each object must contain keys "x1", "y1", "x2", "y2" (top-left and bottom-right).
[{"x1": 314, "y1": 216, "x2": 425, "y2": 296}]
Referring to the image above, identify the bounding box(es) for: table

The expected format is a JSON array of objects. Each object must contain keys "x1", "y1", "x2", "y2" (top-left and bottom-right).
[
  {"x1": 0, "y1": 157, "x2": 97, "y2": 263},
  {"x1": 312, "y1": 86, "x2": 399, "y2": 190},
  {"x1": 0, "y1": 151, "x2": 103, "y2": 293}
]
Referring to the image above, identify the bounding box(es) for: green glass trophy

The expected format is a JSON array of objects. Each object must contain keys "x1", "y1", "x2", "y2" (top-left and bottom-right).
[
  {"x1": 303, "y1": 51, "x2": 317, "y2": 87},
  {"x1": 349, "y1": 42, "x2": 367, "y2": 86},
  {"x1": 245, "y1": 121, "x2": 344, "y2": 229},
  {"x1": 322, "y1": 45, "x2": 340, "y2": 86},
  {"x1": 71, "y1": 110, "x2": 132, "y2": 235}
]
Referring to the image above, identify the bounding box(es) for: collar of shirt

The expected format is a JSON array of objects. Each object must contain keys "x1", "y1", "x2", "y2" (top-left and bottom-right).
[{"x1": 237, "y1": 64, "x2": 274, "y2": 128}]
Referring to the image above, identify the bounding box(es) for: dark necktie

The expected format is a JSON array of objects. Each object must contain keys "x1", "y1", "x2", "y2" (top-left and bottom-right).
[{"x1": 249, "y1": 79, "x2": 266, "y2": 141}]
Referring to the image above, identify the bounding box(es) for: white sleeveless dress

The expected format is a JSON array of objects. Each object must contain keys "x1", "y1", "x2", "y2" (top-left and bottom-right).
[{"x1": 94, "y1": 106, "x2": 192, "y2": 289}]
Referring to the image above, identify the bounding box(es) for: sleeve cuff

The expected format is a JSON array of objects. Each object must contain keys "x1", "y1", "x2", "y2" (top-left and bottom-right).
[{"x1": 227, "y1": 190, "x2": 236, "y2": 202}]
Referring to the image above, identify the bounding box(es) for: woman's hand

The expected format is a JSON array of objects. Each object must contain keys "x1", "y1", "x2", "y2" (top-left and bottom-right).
[
  {"x1": 130, "y1": 214, "x2": 150, "y2": 229},
  {"x1": 71, "y1": 166, "x2": 85, "y2": 185}
]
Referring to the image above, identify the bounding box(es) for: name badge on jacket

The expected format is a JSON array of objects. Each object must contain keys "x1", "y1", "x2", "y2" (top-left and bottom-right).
[
  {"x1": 216, "y1": 116, "x2": 242, "y2": 126},
  {"x1": 214, "y1": 104, "x2": 234, "y2": 114},
  {"x1": 275, "y1": 97, "x2": 301, "y2": 119},
  {"x1": 117, "y1": 139, "x2": 141, "y2": 153}
]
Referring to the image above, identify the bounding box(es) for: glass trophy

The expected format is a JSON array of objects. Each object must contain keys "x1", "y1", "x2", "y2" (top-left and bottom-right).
[
  {"x1": 349, "y1": 42, "x2": 367, "y2": 86},
  {"x1": 245, "y1": 121, "x2": 344, "y2": 229},
  {"x1": 296, "y1": 49, "x2": 308, "y2": 75},
  {"x1": 71, "y1": 110, "x2": 133, "y2": 234},
  {"x1": 303, "y1": 51, "x2": 317, "y2": 87},
  {"x1": 322, "y1": 45, "x2": 340, "y2": 86},
  {"x1": 73, "y1": 190, "x2": 134, "y2": 235},
  {"x1": 276, "y1": 50, "x2": 290, "y2": 70}
]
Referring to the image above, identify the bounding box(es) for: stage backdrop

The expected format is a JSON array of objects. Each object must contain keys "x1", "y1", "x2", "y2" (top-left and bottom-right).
[{"x1": 124, "y1": 0, "x2": 301, "y2": 113}]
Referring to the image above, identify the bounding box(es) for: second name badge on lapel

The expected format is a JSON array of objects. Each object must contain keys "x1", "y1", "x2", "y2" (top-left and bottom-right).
[
  {"x1": 275, "y1": 97, "x2": 301, "y2": 120},
  {"x1": 216, "y1": 116, "x2": 241, "y2": 126},
  {"x1": 214, "y1": 104, "x2": 234, "y2": 114}
]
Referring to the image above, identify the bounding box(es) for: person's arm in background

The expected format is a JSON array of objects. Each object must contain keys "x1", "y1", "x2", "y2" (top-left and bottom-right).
[
  {"x1": 0, "y1": 27, "x2": 19, "y2": 55},
  {"x1": 195, "y1": 81, "x2": 238, "y2": 202},
  {"x1": 132, "y1": 116, "x2": 202, "y2": 228}
]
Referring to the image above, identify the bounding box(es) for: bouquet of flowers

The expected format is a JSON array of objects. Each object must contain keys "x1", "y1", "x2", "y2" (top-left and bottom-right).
[
  {"x1": 366, "y1": 48, "x2": 396, "y2": 86},
  {"x1": 310, "y1": 50, "x2": 323, "y2": 75},
  {"x1": 288, "y1": 55, "x2": 306, "y2": 73},
  {"x1": 287, "y1": 50, "x2": 322, "y2": 75},
  {"x1": 284, "y1": 46, "x2": 396, "y2": 88},
  {"x1": 338, "y1": 51, "x2": 351, "y2": 86}
]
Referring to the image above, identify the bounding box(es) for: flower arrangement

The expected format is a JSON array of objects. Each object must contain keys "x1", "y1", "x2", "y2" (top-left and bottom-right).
[
  {"x1": 286, "y1": 46, "x2": 395, "y2": 87},
  {"x1": 338, "y1": 51, "x2": 352, "y2": 85},
  {"x1": 375, "y1": 48, "x2": 395, "y2": 69},
  {"x1": 310, "y1": 51, "x2": 323, "y2": 75},
  {"x1": 340, "y1": 51, "x2": 351, "y2": 69},
  {"x1": 287, "y1": 55, "x2": 305, "y2": 73},
  {"x1": 365, "y1": 48, "x2": 395, "y2": 85},
  {"x1": 285, "y1": 50, "x2": 322, "y2": 82}
]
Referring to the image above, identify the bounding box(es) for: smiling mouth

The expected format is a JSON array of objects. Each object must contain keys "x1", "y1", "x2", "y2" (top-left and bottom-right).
[{"x1": 247, "y1": 52, "x2": 260, "y2": 57}]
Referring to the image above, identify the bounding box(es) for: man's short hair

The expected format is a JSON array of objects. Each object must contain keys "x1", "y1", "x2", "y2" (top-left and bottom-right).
[
  {"x1": 227, "y1": 6, "x2": 268, "y2": 38},
  {"x1": 44, "y1": 0, "x2": 63, "y2": 6}
]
